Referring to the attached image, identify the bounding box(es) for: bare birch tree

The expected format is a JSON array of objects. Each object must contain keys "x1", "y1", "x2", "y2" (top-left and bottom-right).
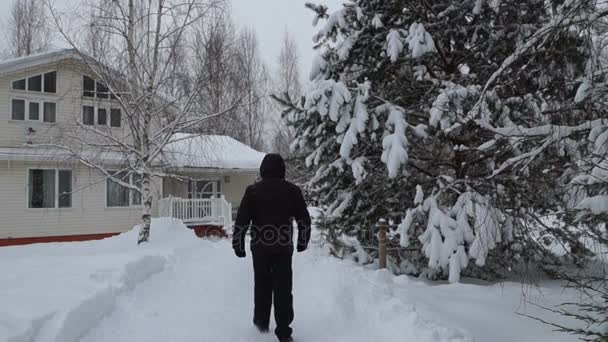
[
  {"x1": 44, "y1": 0, "x2": 232, "y2": 244},
  {"x1": 4, "y1": 0, "x2": 51, "y2": 57},
  {"x1": 270, "y1": 30, "x2": 305, "y2": 178},
  {"x1": 234, "y1": 27, "x2": 270, "y2": 151},
  {"x1": 190, "y1": 6, "x2": 244, "y2": 138}
]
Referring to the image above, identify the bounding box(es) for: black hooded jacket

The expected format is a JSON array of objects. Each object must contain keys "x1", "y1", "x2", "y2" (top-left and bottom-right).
[{"x1": 232, "y1": 154, "x2": 311, "y2": 253}]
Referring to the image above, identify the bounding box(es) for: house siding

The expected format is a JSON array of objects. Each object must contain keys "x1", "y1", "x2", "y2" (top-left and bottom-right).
[
  {"x1": 223, "y1": 172, "x2": 258, "y2": 208},
  {"x1": 0, "y1": 61, "x2": 131, "y2": 147},
  {"x1": 0, "y1": 55, "x2": 263, "y2": 241},
  {"x1": 0, "y1": 160, "x2": 161, "y2": 239}
]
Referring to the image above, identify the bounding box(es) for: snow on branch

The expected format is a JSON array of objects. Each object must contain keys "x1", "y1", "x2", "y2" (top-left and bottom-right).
[
  {"x1": 340, "y1": 82, "x2": 370, "y2": 160},
  {"x1": 381, "y1": 108, "x2": 409, "y2": 178},
  {"x1": 386, "y1": 29, "x2": 404, "y2": 63},
  {"x1": 406, "y1": 23, "x2": 436, "y2": 59},
  {"x1": 446, "y1": 0, "x2": 608, "y2": 133}
]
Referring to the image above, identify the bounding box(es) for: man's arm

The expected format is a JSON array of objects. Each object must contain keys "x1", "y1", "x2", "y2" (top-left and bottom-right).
[
  {"x1": 295, "y1": 188, "x2": 312, "y2": 252},
  {"x1": 233, "y1": 185, "x2": 254, "y2": 257}
]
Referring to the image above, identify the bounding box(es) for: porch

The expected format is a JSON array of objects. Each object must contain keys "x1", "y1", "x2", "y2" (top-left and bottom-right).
[
  {"x1": 159, "y1": 196, "x2": 233, "y2": 229},
  {"x1": 158, "y1": 170, "x2": 256, "y2": 231}
]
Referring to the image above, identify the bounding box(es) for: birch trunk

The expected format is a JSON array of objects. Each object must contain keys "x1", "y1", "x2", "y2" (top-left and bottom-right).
[{"x1": 137, "y1": 170, "x2": 152, "y2": 244}]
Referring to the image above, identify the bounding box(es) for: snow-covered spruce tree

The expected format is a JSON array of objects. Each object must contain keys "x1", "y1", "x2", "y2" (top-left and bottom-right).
[
  {"x1": 277, "y1": 0, "x2": 598, "y2": 282},
  {"x1": 531, "y1": 18, "x2": 608, "y2": 340}
]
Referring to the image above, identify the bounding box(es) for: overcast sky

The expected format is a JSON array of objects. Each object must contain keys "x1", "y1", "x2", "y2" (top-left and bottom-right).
[{"x1": 0, "y1": 0, "x2": 343, "y2": 80}]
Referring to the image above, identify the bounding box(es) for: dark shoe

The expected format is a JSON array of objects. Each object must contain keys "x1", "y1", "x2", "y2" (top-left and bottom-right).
[
  {"x1": 278, "y1": 338, "x2": 293, "y2": 342},
  {"x1": 254, "y1": 322, "x2": 269, "y2": 333}
]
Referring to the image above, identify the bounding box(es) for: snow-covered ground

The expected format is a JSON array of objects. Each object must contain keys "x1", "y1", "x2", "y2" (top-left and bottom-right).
[{"x1": 1, "y1": 219, "x2": 578, "y2": 342}]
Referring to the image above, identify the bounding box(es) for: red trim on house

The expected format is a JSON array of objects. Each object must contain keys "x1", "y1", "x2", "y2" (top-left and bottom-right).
[
  {"x1": 189, "y1": 225, "x2": 227, "y2": 239},
  {"x1": 0, "y1": 233, "x2": 119, "y2": 247},
  {"x1": 0, "y1": 225, "x2": 227, "y2": 247}
]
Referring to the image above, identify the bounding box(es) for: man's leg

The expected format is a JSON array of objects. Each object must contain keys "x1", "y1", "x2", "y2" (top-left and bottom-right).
[
  {"x1": 272, "y1": 252, "x2": 294, "y2": 341},
  {"x1": 252, "y1": 251, "x2": 272, "y2": 332}
]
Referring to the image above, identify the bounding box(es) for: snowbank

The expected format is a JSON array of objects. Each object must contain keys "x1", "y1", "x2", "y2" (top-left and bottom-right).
[
  {"x1": 1, "y1": 216, "x2": 581, "y2": 342},
  {"x1": 0, "y1": 218, "x2": 198, "y2": 342}
]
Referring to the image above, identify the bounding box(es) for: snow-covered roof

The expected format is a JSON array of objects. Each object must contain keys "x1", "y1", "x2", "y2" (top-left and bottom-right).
[
  {"x1": 0, "y1": 146, "x2": 129, "y2": 164},
  {"x1": 0, "y1": 135, "x2": 266, "y2": 171},
  {"x1": 163, "y1": 134, "x2": 266, "y2": 171},
  {"x1": 0, "y1": 49, "x2": 79, "y2": 75}
]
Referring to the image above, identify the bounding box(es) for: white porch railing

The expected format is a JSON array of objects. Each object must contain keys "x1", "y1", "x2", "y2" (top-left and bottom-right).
[{"x1": 159, "y1": 196, "x2": 233, "y2": 229}]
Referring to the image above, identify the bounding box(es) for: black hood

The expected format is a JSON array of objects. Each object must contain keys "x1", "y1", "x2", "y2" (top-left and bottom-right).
[{"x1": 260, "y1": 153, "x2": 286, "y2": 179}]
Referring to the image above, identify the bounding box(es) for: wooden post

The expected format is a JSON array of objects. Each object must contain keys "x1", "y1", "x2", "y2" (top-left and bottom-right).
[{"x1": 378, "y1": 219, "x2": 387, "y2": 269}]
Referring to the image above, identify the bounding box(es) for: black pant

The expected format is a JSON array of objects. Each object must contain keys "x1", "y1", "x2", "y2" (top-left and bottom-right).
[{"x1": 252, "y1": 250, "x2": 294, "y2": 340}]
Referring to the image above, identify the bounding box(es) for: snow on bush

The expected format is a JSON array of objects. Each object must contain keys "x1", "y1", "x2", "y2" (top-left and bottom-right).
[
  {"x1": 340, "y1": 82, "x2": 370, "y2": 160},
  {"x1": 381, "y1": 108, "x2": 409, "y2": 178},
  {"x1": 386, "y1": 29, "x2": 404, "y2": 63},
  {"x1": 406, "y1": 23, "x2": 436, "y2": 58},
  {"x1": 399, "y1": 190, "x2": 508, "y2": 283}
]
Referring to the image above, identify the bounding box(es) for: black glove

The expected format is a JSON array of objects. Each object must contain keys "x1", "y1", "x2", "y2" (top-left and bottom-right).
[
  {"x1": 234, "y1": 248, "x2": 246, "y2": 258},
  {"x1": 297, "y1": 243, "x2": 307, "y2": 253}
]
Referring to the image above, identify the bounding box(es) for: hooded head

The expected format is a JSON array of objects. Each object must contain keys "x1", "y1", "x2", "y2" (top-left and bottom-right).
[{"x1": 260, "y1": 153, "x2": 286, "y2": 179}]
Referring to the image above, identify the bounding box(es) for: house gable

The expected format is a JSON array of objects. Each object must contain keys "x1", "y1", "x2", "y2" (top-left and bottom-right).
[{"x1": 0, "y1": 51, "x2": 127, "y2": 148}]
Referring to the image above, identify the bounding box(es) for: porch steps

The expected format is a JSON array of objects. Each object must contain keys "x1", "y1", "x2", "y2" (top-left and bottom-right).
[{"x1": 188, "y1": 225, "x2": 227, "y2": 239}]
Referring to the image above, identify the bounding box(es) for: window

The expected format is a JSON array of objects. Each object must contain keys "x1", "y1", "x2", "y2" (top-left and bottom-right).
[
  {"x1": 83, "y1": 106, "x2": 95, "y2": 125},
  {"x1": 12, "y1": 99, "x2": 56, "y2": 122},
  {"x1": 44, "y1": 71, "x2": 57, "y2": 93},
  {"x1": 28, "y1": 169, "x2": 72, "y2": 209},
  {"x1": 132, "y1": 174, "x2": 142, "y2": 205},
  {"x1": 12, "y1": 79, "x2": 26, "y2": 90},
  {"x1": 188, "y1": 179, "x2": 221, "y2": 199},
  {"x1": 83, "y1": 76, "x2": 95, "y2": 97},
  {"x1": 29, "y1": 169, "x2": 55, "y2": 208},
  {"x1": 106, "y1": 171, "x2": 141, "y2": 207},
  {"x1": 11, "y1": 99, "x2": 25, "y2": 120},
  {"x1": 27, "y1": 75, "x2": 42, "y2": 92},
  {"x1": 58, "y1": 170, "x2": 72, "y2": 208},
  {"x1": 43, "y1": 102, "x2": 56, "y2": 123},
  {"x1": 12, "y1": 72, "x2": 57, "y2": 93},
  {"x1": 83, "y1": 75, "x2": 116, "y2": 99},
  {"x1": 110, "y1": 108, "x2": 121, "y2": 127},
  {"x1": 29, "y1": 102, "x2": 40, "y2": 121},
  {"x1": 97, "y1": 82, "x2": 109, "y2": 99},
  {"x1": 97, "y1": 108, "x2": 107, "y2": 126}
]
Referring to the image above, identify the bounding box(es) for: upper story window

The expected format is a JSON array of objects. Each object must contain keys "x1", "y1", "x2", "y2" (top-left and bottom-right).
[
  {"x1": 12, "y1": 71, "x2": 57, "y2": 94},
  {"x1": 11, "y1": 98, "x2": 56, "y2": 123},
  {"x1": 82, "y1": 105, "x2": 121, "y2": 127},
  {"x1": 83, "y1": 75, "x2": 115, "y2": 99}
]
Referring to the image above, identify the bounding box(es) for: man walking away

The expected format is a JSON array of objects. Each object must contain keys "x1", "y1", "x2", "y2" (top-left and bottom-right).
[{"x1": 232, "y1": 153, "x2": 311, "y2": 342}]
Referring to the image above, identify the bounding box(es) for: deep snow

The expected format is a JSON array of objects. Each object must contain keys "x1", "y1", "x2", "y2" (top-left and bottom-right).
[{"x1": 1, "y1": 218, "x2": 579, "y2": 342}]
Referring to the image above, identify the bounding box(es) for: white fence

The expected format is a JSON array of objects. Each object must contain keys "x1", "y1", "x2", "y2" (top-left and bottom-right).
[{"x1": 159, "y1": 196, "x2": 233, "y2": 228}]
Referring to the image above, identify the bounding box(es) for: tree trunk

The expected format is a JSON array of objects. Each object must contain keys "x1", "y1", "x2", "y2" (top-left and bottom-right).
[{"x1": 137, "y1": 171, "x2": 152, "y2": 244}]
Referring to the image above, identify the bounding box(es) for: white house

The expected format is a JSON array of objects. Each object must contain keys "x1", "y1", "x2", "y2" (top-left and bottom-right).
[{"x1": 0, "y1": 49, "x2": 265, "y2": 246}]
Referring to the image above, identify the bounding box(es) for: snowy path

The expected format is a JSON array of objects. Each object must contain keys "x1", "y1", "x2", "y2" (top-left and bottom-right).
[
  {"x1": 1, "y1": 219, "x2": 576, "y2": 342},
  {"x1": 80, "y1": 240, "x2": 471, "y2": 342}
]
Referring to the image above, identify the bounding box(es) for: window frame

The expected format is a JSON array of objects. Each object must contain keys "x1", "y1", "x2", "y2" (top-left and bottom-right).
[
  {"x1": 81, "y1": 104, "x2": 121, "y2": 128},
  {"x1": 110, "y1": 108, "x2": 121, "y2": 128},
  {"x1": 28, "y1": 101, "x2": 41, "y2": 121},
  {"x1": 82, "y1": 75, "x2": 116, "y2": 100},
  {"x1": 10, "y1": 97, "x2": 47, "y2": 122},
  {"x1": 82, "y1": 105, "x2": 96, "y2": 126},
  {"x1": 43, "y1": 101, "x2": 57, "y2": 123},
  {"x1": 105, "y1": 171, "x2": 143, "y2": 208},
  {"x1": 187, "y1": 178, "x2": 223, "y2": 199},
  {"x1": 26, "y1": 168, "x2": 73, "y2": 209},
  {"x1": 11, "y1": 70, "x2": 58, "y2": 94},
  {"x1": 10, "y1": 98, "x2": 26, "y2": 121}
]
